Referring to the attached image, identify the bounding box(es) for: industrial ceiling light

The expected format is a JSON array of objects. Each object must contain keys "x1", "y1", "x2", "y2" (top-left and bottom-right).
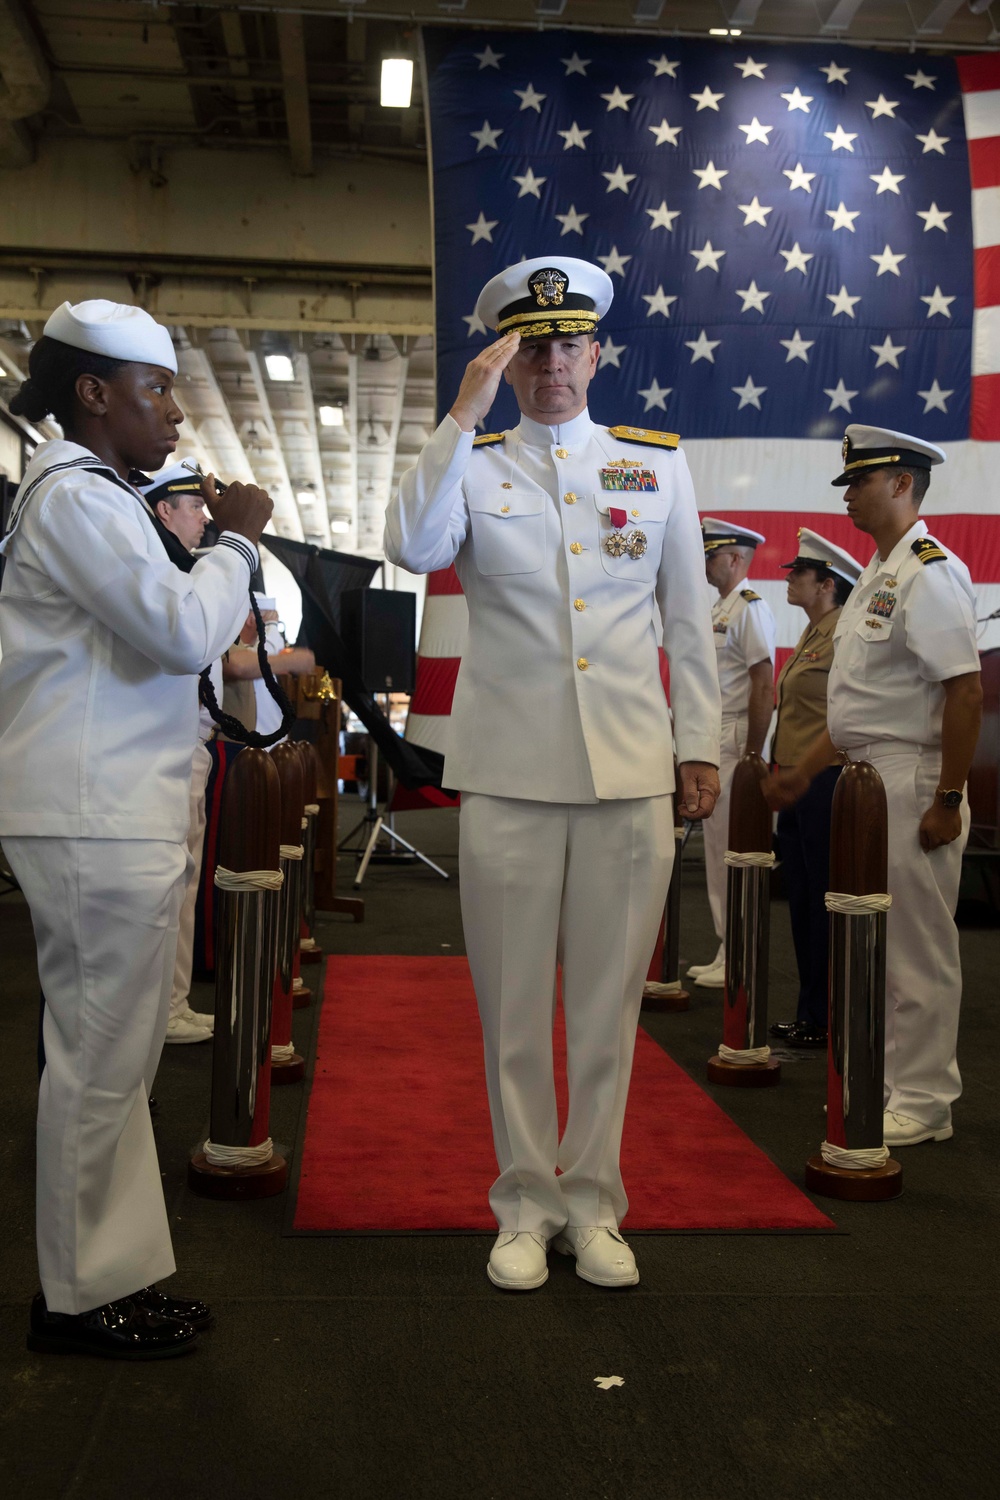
[
  {"x1": 264, "y1": 353, "x2": 294, "y2": 381},
  {"x1": 381, "y1": 58, "x2": 413, "y2": 109},
  {"x1": 709, "y1": 28, "x2": 743, "y2": 36},
  {"x1": 296, "y1": 489, "x2": 316, "y2": 507},
  {"x1": 330, "y1": 519, "x2": 351, "y2": 533},
  {"x1": 318, "y1": 404, "x2": 344, "y2": 427}
]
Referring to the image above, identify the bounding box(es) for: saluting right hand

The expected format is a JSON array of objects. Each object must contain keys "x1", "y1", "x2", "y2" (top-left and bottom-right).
[
  {"x1": 449, "y1": 331, "x2": 521, "y2": 432},
  {"x1": 202, "y1": 475, "x2": 274, "y2": 547}
]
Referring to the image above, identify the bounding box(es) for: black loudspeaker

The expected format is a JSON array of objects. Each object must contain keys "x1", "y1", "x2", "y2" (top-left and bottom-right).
[{"x1": 341, "y1": 588, "x2": 416, "y2": 694}]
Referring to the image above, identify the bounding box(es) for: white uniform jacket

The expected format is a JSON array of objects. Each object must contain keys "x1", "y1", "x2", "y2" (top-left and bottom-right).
[
  {"x1": 711, "y1": 585, "x2": 777, "y2": 722},
  {"x1": 385, "y1": 410, "x2": 720, "y2": 802},
  {"x1": 0, "y1": 440, "x2": 258, "y2": 841},
  {"x1": 827, "y1": 519, "x2": 980, "y2": 753}
]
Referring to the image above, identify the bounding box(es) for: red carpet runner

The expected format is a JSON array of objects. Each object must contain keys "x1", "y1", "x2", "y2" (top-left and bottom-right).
[{"x1": 292, "y1": 956, "x2": 834, "y2": 1232}]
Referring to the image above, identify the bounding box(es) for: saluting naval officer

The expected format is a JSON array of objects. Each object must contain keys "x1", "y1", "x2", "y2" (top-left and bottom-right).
[
  {"x1": 766, "y1": 426, "x2": 982, "y2": 1148},
  {"x1": 385, "y1": 258, "x2": 721, "y2": 1291},
  {"x1": 0, "y1": 300, "x2": 272, "y2": 1356},
  {"x1": 688, "y1": 519, "x2": 776, "y2": 989},
  {"x1": 768, "y1": 530, "x2": 862, "y2": 1047}
]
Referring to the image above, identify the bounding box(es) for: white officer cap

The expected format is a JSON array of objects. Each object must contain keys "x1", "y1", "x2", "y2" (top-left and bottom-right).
[
  {"x1": 702, "y1": 515, "x2": 766, "y2": 553},
  {"x1": 137, "y1": 461, "x2": 204, "y2": 507},
  {"x1": 832, "y1": 424, "x2": 946, "y2": 487},
  {"x1": 43, "y1": 300, "x2": 177, "y2": 374},
  {"x1": 475, "y1": 257, "x2": 613, "y2": 340},
  {"x1": 782, "y1": 527, "x2": 862, "y2": 585}
]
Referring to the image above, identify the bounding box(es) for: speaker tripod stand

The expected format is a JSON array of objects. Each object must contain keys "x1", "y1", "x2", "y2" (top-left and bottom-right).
[{"x1": 338, "y1": 735, "x2": 449, "y2": 889}]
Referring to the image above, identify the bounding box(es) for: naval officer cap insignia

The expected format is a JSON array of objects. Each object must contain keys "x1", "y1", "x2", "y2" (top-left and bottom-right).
[
  {"x1": 782, "y1": 527, "x2": 862, "y2": 586},
  {"x1": 43, "y1": 299, "x2": 177, "y2": 374},
  {"x1": 832, "y1": 424, "x2": 946, "y2": 487},
  {"x1": 702, "y1": 516, "x2": 767, "y2": 554},
  {"x1": 475, "y1": 256, "x2": 614, "y2": 341},
  {"x1": 138, "y1": 461, "x2": 205, "y2": 508}
]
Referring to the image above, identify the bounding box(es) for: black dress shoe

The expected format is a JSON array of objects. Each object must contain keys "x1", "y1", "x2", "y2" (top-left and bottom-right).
[
  {"x1": 133, "y1": 1285, "x2": 214, "y2": 1330},
  {"x1": 786, "y1": 1024, "x2": 828, "y2": 1050},
  {"x1": 27, "y1": 1292, "x2": 199, "y2": 1360},
  {"x1": 769, "y1": 1020, "x2": 799, "y2": 1040}
]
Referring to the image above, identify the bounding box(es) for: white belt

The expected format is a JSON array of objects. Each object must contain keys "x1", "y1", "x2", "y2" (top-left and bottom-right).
[{"x1": 838, "y1": 740, "x2": 933, "y2": 762}]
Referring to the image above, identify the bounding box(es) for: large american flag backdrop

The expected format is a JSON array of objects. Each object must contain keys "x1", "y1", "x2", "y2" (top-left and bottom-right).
[{"x1": 405, "y1": 29, "x2": 1000, "y2": 759}]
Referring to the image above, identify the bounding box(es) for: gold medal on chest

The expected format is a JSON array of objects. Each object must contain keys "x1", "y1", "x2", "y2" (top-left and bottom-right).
[
  {"x1": 604, "y1": 531, "x2": 628, "y2": 558},
  {"x1": 626, "y1": 529, "x2": 647, "y2": 559}
]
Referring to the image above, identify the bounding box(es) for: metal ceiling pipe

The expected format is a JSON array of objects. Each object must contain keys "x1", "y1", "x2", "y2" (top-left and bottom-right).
[{"x1": 0, "y1": 0, "x2": 51, "y2": 167}]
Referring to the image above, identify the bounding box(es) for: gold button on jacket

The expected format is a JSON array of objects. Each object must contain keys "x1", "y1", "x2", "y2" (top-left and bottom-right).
[
  {"x1": 555, "y1": 448, "x2": 569, "y2": 459},
  {"x1": 563, "y1": 491, "x2": 577, "y2": 504},
  {"x1": 574, "y1": 599, "x2": 586, "y2": 612},
  {"x1": 577, "y1": 657, "x2": 589, "y2": 671},
  {"x1": 569, "y1": 542, "x2": 583, "y2": 555}
]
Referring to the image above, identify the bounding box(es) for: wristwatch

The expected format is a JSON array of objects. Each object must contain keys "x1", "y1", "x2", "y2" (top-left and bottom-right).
[{"x1": 936, "y1": 788, "x2": 964, "y2": 808}]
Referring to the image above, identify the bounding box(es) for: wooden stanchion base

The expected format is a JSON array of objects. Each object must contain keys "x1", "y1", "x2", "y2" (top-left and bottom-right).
[
  {"x1": 299, "y1": 945, "x2": 323, "y2": 966},
  {"x1": 804, "y1": 1153, "x2": 903, "y2": 1202},
  {"x1": 270, "y1": 1053, "x2": 305, "y2": 1085},
  {"x1": 292, "y1": 981, "x2": 311, "y2": 1010},
  {"x1": 641, "y1": 983, "x2": 691, "y2": 1013},
  {"x1": 706, "y1": 1055, "x2": 782, "y2": 1087},
  {"x1": 187, "y1": 1151, "x2": 288, "y2": 1200}
]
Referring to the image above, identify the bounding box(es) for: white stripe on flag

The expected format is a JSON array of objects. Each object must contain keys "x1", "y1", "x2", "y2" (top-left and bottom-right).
[
  {"x1": 418, "y1": 592, "x2": 468, "y2": 657},
  {"x1": 961, "y1": 87, "x2": 1000, "y2": 140},
  {"x1": 971, "y1": 183, "x2": 1000, "y2": 249},
  {"x1": 973, "y1": 305, "x2": 1000, "y2": 375}
]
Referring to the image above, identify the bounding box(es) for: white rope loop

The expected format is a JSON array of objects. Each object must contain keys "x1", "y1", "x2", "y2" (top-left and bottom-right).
[
  {"x1": 825, "y1": 891, "x2": 893, "y2": 914},
  {"x1": 305, "y1": 803, "x2": 320, "y2": 816},
  {"x1": 203, "y1": 1137, "x2": 274, "y2": 1168},
  {"x1": 280, "y1": 843, "x2": 305, "y2": 861},
  {"x1": 643, "y1": 981, "x2": 685, "y2": 998},
  {"x1": 718, "y1": 1042, "x2": 772, "y2": 1066},
  {"x1": 271, "y1": 1041, "x2": 296, "y2": 1063},
  {"x1": 214, "y1": 866, "x2": 283, "y2": 892},
  {"x1": 820, "y1": 1140, "x2": 891, "y2": 1171},
  {"x1": 300, "y1": 937, "x2": 320, "y2": 952},
  {"x1": 724, "y1": 850, "x2": 776, "y2": 868}
]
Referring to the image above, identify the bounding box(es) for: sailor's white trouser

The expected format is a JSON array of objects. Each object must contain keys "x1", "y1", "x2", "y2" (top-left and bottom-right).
[
  {"x1": 5, "y1": 836, "x2": 189, "y2": 1314},
  {"x1": 459, "y1": 792, "x2": 674, "y2": 1240},
  {"x1": 168, "y1": 740, "x2": 213, "y2": 1023},
  {"x1": 850, "y1": 744, "x2": 970, "y2": 1130},
  {"x1": 701, "y1": 717, "x2": 745, "y2": 943}
]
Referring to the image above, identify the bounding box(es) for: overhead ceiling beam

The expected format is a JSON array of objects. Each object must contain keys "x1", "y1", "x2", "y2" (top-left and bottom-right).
[
  {"x1": 219, "y1": 10, "x2": 256, "y2": 137},
  {"x1": 821, "y1": 0, "x2": 867, "y2": 32},
  {"x1": 346, "y1": 19, "x2": 367, "y2": 144},
  {"x1": 245, "y1": 350, "x2": 305, "y2": 540},
  {"x1": 175, "y1": 339, "x2": 260, "y2": 487},
  {"x1": 345, "y1": 342, "x2": 361, "y2": 552},
  {"x1": 917, "y1": 0, "x2": 969, "y2": 34},
  {"x1": 292, "y1": 350, "x2": 333, "y2": 547},
  {"x1": 728, "y1": 0, "x2": 764, "y2": 25},
  {"x1": 276, "y1": 13, "x2": 313, "y2": 176}
]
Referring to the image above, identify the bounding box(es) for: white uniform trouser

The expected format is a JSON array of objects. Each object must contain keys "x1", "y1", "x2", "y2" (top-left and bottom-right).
[
  {"x1": 859, "y1": 745, "x2": 970, "y2": 1129},
  {"x1": 168, "y1": 740, "x2": 213, "y2": 1023},
  {"x1": 459, "y1": 792, "x2": 674, "y2": 1240},
  {"x1": 701, "y1": 717, "x2": 745, "y2": 942},
  {"x1": 4, "y1": 836, "x2": 189, "y2": 1314}
]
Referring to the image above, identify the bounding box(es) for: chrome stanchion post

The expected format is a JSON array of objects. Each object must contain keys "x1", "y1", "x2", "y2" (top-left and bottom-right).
[
  {"x1": 189, "y1": 748, "x2": 288, "y2": 1199},
  {"x1": 642, "y1": 804, "x2": 690, "y2": 1013},
  {"x1": 707, "y1": 752, "x2": 781, "y2": 1088},
  {"x1": 806, "y1": 760, "x2": 902, "y2": 1201},
  {"x1": 297, "y1": 740, "x2": 323, "y2": 969},
  {"x1": 270, "y1": 743, "x2": 306, "y2": 1085}
]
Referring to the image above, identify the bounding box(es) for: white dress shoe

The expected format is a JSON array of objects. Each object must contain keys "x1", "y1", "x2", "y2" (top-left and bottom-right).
[
  {"x1": 687, "y1": 944, "x2": 724, "y2": 978},
  {"x1": 552, "y1": 1227, "x2": 639, "y2": 1287},
  {"x1": 181, "y1": 1006, "x2": 214, "y2": 1030},
  {"x1": 164, "y1": 1015, "x2": 213, "y2": 1045},
  {"x1": 883, "y1": 1110, "x2": 953, "y2": 1147},
  {"x1": 487, "y1": 1231, "x2": 549, "y2": 1291},
  {"x1": 693, "y1": 959, "x2": 726, "y2": 989}
]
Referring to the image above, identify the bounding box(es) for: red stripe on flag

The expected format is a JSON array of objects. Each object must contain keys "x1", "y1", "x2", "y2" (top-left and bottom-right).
[
  {"x1": 427, "y1": 565, "x2": 464, "y2": 596},
  {"x1": 969, "y1": 135, "x2": 1000, "y2": 192},
  {"x1": 976, "y1": 243, "x2": 1000, "y2": 305},
  {"x1": 956, "y1": 54, "x2": 1000, "y2": 93},
  {"x1": 410, "y1": 655, "x2": 461, "y2": 716},
  {"x1": 702, "y1": 510, "x2": 1000, "y2": 582},
  {"x1": 971, "y1": 373, "x2": 1000, "y2": 440}
]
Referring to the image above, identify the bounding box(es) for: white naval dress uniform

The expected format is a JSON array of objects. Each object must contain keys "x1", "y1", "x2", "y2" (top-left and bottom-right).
[
  {"x1": 385, "y1": 409, "x2": 720, "y2": 1237},
  {"x1": 827, "y1": 519, "x2": 979, "y2": 1131},
  {"x1": 0, "y1": 440, "x2": 257, "y2": 1313},
  {"x1": 702, "y1": 586, "x2": 776, "y2": 942}
]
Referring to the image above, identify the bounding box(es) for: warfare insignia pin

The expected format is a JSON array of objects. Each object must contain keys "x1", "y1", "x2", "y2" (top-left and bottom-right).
[{"x1": 626, "y1": 529, "x2": 648, "y2": 560}]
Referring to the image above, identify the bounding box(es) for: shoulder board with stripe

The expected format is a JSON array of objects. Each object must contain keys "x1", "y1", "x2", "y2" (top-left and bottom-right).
[
  {"x1": 741, "y1": 588, "x2": 762, "y2": 602},
  {"x1": 912, "y1": 536, "x2": 947, "y2": 565},
  {"x1": 606, "y1": 425, "x2": 679, "y2": 449},
  {"x1": 472, "y1": 431, "x2": 506, "y2": 447}
]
